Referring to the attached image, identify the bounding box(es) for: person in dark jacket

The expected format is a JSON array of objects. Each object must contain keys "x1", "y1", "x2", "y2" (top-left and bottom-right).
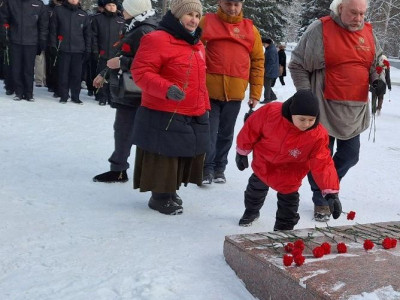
[
  {"x1": 45, "y1": 0, "x2": 62, "y2": 96},
  {"x1": 278, "y1": 43, "x2": 286, "y2": 86},
  {"x1": 49, "y1": 0, "x2": 91, "y2": 104},
  {"x1": 131, "y1": 0, "x2": 210, "y2": 215},
  {"x1": 236, "y1": 90, "x2": 341, "y2": 229},
  {"x1": 91, "y1": 0, "x2": 124, "y2": 105},
  {"x1": 260, "y1": 38, "x2": 279, "y2": 104},
  {"x1": 2, "y1": 0, "x2": 49, "y2": 101},
  {"x1": 92, "y1": 0, "x2": 158, "y2": 183}
]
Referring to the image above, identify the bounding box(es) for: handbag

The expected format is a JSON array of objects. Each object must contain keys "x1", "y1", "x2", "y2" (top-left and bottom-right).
[{"x1": 120, "y1": 71, "x2": 141, "y2": 94}]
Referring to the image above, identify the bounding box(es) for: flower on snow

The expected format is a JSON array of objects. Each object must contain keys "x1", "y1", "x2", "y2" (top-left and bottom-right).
[
  {"x1": 321, "y1": 242, "x2": 331, "y2": 255},
  {"x1": 283, "y1": 254, "x2": 293, "y2": 266},
  {"x1": 293, "y1": 239, "x2": 305, "y2": 251},
  {"x1": 363, "y1": 239, "x2": 374, "y2": 251},
  {"x1": 347, "y1": 211, "x2": 356, "y2": 220},
  {"x1": 294, "y1": 254, "x2": 305, "y2": 266},
  {"x1": 284, "y1": 242, "x2": 294, "y2": 253},
  {"x1": 312, "y1": 246, "x2": 324, "y2": 258},
  {"x1": 337, "y1": 242, "x2": 347, "y2": 253}
]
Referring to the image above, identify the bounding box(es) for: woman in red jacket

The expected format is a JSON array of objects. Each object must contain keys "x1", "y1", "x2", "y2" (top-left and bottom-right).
[
  {"x1": 131, "y1": 0, "x2": 210, "y2": 215},
  {"x1": 236, "y1": 90, "x2": 342, "y2": 230}
]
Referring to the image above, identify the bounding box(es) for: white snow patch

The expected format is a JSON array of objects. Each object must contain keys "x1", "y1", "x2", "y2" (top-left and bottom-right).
[
  {"x1": 331, "y1": 281, "x2": 346, "y2": 292},
  {"x1": 347, "y1": 286, "x2": 400, "y2": 300},
  {"x1": 299, "y1": 270, "x2": 329, "y2": 288}
]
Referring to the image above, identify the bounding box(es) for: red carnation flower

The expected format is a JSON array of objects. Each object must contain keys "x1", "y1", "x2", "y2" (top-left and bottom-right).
[
  {"x1": 283, "y1": 254, "x2": 293, "y2": 266},
  {"x1": 294, "y1": 254, "x2": 305, "y2": 266},
  {"x1": 391, "y1": 238, "x2": 397, "y2": 248},
  {"x1": 376, "y1": 66, "x2": 383, "y2": 74},
  {"x1": 347, "y1": 211, "x2": 356, "y2": 220},
  {"x1": 312, "y1": 246, "x2": 324, "y2": 258},
  {"x1": 363, "y1": 239, "x2": 374, "y2": 251},
  {"x1": 291, "y1": 248, "x2": 303, "y2": 258},
  {"x1": 284, "y1": 242, "x2": 294, "y2": 253},
  {"x1": 321, "y1": 242, "x2": 331, "y2": 255},
  {"x1": 294, "y1": 239, "x2": 305, "y2": 251},
  {"x1": 3, "y1": 23, "x2": 9, "y2": 29},
  {"x1": 99, "y1": 50, "x2": 106, "y2": 56},
  {"x1": 382, "y1": 237, "x2": 392, "y2": 249},
  {"x1": 57, "y1": 35, "x2": 63, "y2": 41},
  {"x1": 121, "y1": 43, "x2": 131, "y2": 53},
  {"x1": 337, "y1": 242, "x2": 347, "y2": 254},
  {"x1": 383, "y1": 60, "x2": 390, "y2": 68}
]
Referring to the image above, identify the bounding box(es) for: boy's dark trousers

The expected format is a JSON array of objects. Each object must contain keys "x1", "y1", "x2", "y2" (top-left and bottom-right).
[
  {"x1": 10, "y1": 43, "x2": 37, "y2": 98},
  {"x1": 58, "y1": 52, "x2": 83, "y2": 101},
  {"x1": 45, "y1": 46, "x2": 58, "y2": 94},
  {"x1": 244, "y1": 173, "x2": 300, "y2": 230}
]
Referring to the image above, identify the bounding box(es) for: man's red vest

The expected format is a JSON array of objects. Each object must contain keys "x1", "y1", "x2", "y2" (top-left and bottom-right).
[
  {"x1": 321, "y1": 16, "x2": 375, "y2": 102},
  {"x1": 202, "y1": 13, "x2": 254, "y2": 80}
]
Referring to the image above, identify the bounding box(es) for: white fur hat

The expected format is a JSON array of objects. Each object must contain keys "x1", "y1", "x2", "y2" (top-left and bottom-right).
[{"x1": 122, "y1": 0, "x2": 152, "y2": 18}]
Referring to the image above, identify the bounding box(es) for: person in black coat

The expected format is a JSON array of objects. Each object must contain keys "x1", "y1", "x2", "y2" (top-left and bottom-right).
[
  {"x1": 278, "y1": 43, "x2": 287, "y2": 86},
  {"x1": 45, "y1": 0, "x2": 62, "y2": 96},
  {"x1": 49, "y1": 0, "x2": 91, "y2": 104},
  {"x1": 91, "y1": 0, "x2": 124, "y2": 105},
  {"x1": 92, "y1": 0, "x2": 158, "y2": 183},
  {"x1": 2, "y1": 0, "x2": 49, "y2": 101}
]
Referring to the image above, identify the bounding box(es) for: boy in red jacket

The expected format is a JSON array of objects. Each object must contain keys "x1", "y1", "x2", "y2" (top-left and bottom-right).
[{"x1": 236, "y1": 90, "x2": 342, "y2": 230}]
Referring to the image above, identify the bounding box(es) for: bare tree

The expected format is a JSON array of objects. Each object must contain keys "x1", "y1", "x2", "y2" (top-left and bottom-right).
[{"x1": 368, "y1": 0, "x2": 400, "y2": 57}]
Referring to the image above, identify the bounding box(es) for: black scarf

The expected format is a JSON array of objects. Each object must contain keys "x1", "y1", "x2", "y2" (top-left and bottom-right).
[{"x1": 157, "y1": 11, "x2": 202, "y2": 45}]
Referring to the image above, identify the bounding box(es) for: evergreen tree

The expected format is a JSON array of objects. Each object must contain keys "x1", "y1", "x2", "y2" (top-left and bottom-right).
[{"x1": 298, "y1": 0, "x2": 330, "y2": 36}]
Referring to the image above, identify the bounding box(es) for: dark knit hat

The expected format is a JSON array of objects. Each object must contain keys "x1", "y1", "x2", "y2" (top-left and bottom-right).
[
  {"x1": 288, "y1": 90, "x2": 319, "y2": 116},
  {"x1": 170, "y1": 0, "x2": 203, "y2": 19},
  {"x1": 103, "y1": 0, "x2": 119, "y2": 6},
  {"x1": 282, "y1": 90, "x2": 320, "y2": 128}
]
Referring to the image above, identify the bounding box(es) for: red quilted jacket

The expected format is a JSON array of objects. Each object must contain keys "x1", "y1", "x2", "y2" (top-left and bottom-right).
[
  {"x1": 237, "y1": 102, "x2": 339, "y2": 194},
  {"x1": 131, "y1": 30, "x2": 210, "y2": 116}
]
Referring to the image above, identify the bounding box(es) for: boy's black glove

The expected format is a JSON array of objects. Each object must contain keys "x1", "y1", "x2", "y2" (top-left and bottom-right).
[
  {"x1": 167, "y1": 85, "x2": 185, "y2": 101},
  {"x1": 325, "y1": 193, "x2": 342, "y2": 219},
  {"x1": 235, "y1": 153, "x2": 249, "y2": 171},
  {"x1": 372, "y1": 79, "x2": 386, "y2": 97}
]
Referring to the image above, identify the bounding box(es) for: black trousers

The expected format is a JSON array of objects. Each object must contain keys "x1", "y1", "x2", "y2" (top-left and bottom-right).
[
  {"x1": 2, "y1": 50, "x2": 13, "y2": 91},
  {"x1": 10, "y1": 43, "x2": 37, "y2": 97},
  {"x1": 45, "y1": 46, "x2": 58, "y2": 94},
  {"x1": 58, "y1": 52, "x2": 84, "y2": 101},
  {"x1": 108, "y1": 107, "x2": 138, "y2": 171},
  {"x1": 244, "y1": 173, "x2": 300, "y2": 230}
]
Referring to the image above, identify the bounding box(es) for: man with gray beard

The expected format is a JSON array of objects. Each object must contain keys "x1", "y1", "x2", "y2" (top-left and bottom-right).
[{"x1": 289, "y1": 0, "x2": 384, "y2": 222}]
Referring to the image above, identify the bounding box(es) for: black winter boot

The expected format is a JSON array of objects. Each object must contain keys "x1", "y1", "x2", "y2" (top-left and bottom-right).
[
  {"x1": 148, "y1": 192, "x2": 183, "y2": 215},
  {"x1": 92, "y1": 170, "x2": 128, "y2": 183},
  {"x1": 239, "y1": 209, "x2": 260, "y2": 226}
]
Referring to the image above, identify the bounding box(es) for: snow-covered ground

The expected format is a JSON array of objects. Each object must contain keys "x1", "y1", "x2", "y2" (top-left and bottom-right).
[{"x1": 1, "y1": 59, "x2": 400, "y2": 299}]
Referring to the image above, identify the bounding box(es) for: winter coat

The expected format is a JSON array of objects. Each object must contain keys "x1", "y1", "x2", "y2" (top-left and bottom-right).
[
  {"x1": 199, "y1": 8, "x2": 264, "y2": 101},
  {"x1": 131, "y1": 11, "x2": 210, "y2": 158},
  {"x1": 91, "y1": 11, "x2": 124, "y2": 58},
  {"x1": 278, "y1": 49, "x2": 286, "y2": 77},
  {"x1": 264, "y1": 43, "x2": 279, "y2": 79},
  {"x1": 106, "y1": 14, "x2": 158, "y2": 108},
  {"x1": 289, "y1": 12, "x2": 382, "y2": 140},
  {"x1": 2, "y1": 0, "x2": 48, "y2": 46},
  {"x1": 237, "y1": 102, "x2": 339, "y2": 194},
  {"x1": 49, "y1": 2, "x2": 91, "y2": 53}
]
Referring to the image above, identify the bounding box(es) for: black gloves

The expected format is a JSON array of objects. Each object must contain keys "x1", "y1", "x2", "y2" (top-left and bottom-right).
[
  {"x1": 235, "y1": 153, "x2": 249, "y2": 171},
  {"x1": 50, "y1": 46, "x2": 57, "y2": 57},
  {"x1": 325, "y1": 193, "x2": 342, "y2": 219},
  {"x1": 372, "y1": 79, "x2": 386, "y2": 97},
  {"x1": 167, "y1": 85, "x2": 185, "y2": 101}
]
